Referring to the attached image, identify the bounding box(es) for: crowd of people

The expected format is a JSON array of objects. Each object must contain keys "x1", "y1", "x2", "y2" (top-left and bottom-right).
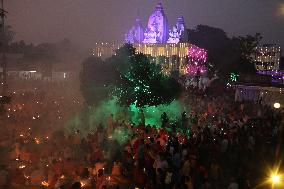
[{"x1": 0, "y1": 84, "x2": 283, "y2": 189}]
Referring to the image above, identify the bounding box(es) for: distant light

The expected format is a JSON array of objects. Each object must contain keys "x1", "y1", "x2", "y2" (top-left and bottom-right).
[
  {"x1": 29, "y1": 71, "x2": 36, "y2": 73},
  {"x1": 274, "y1": 103, "x2": 281, "y2": 109},
  {"x1": 63, "y1": 72, "x2": 66, "y2": 79},
  {"x1": 280, "y1": 3, "x2": 284, "y2": 16}
]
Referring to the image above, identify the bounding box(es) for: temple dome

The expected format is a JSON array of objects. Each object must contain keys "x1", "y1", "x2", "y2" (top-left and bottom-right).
[
  {"x1": 132, "y1": 17, "x2": 144, "y2": 43},
  {"x1": 125, "y1": 16, "x2": 144, "y2": 43},
  {"x1": 176, "y1": 16, "x2": 185, "y2": 31},
  {"x1": 147, "y1": 2, "x2": 169, "y2": 43}
]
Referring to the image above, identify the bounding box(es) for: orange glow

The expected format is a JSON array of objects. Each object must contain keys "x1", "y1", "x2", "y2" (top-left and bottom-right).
[
  {"x1": 19, "y1": 165, "x2": 26, "y2": 169},
  {"x1": 35, "y1": 138, "x2": 40, "y2": 144},
  {"x1": 278, "y1": 3, "x2": 284, "y2": 16},
  {"x1": 41, "y1": 181, "x2": 49, "y2": 187},
  {"x1": 80, "y1": 181, "x2": 86, "y2": 187}
]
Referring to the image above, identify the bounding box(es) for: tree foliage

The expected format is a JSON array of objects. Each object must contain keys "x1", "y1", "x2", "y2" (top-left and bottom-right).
[
  {"x1": 80, "y1": 44, "x2": 182, "y2": 107},
  {"x1": 187, "y1": 25, "x2": 261, "y2": 80},
  {"x1": 114, "y1": 50, "x2": 181, "y2": 107},
  {"x1": 0, "y1": 25, "x2": 14, "y2": 49},
  {"x1": 281, "y1": 57, "x2": 284, "y2": 70}
]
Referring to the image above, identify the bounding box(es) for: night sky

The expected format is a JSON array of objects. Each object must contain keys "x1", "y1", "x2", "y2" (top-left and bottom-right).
[{"x1": 5, "y1": 0, "x2": 284, "y2": 50}]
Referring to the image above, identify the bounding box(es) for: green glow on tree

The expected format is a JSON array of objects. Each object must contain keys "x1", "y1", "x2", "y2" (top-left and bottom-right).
[{"x1": 230, "y1": 72, "x2": 238, "y2": 82}]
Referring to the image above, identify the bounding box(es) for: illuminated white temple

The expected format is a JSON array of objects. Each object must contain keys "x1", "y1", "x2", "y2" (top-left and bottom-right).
[
  {"x1": 125, "y1": 2, "x2": 188, "y2": 44},
  {"x1": 94, "y1": 2, "x2": 207, "y2": 76}
]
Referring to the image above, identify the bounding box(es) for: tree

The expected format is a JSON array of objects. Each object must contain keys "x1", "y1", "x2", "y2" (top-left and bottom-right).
[
  {"x1": 281, "y1": 57, "x2": 284, "y2": 70},
  {"x1": 0, "y1": 25, "x2": 14, "y2": 50},
  {"x1": 187, "y1": 25, "x2": 261, "y2": 81},
  {"x1": 112, "y1": 45, "x2": 182, "y2": 107},
  {"x1": 80, "y1": 44, "x2": 182, "y2": 108},
  {"x1": 232, "y1": 33, "x2": 262, "y2": 74},
  {"x1": 187, "y1": 25, "x2": 235, "y2": 80},
  {"x1": 0, "y1": 95, "x2": 11, "y2": 115}
]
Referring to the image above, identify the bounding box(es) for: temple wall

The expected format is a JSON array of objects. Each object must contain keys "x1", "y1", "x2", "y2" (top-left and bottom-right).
[{"x1": 92, "y1": 43, "x2": 191, "y2": 75}]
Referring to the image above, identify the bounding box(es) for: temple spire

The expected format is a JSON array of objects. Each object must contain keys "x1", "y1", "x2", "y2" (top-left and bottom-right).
[{"x1": 156, "y1": 0, "x2": 164, "y2": 11}]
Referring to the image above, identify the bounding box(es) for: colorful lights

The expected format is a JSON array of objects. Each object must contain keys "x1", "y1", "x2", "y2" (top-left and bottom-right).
[
  {"x1": 188, "y1": 45, "x2": 207, "y2": 63},
  {"x1": 186, "y1": 45, "x2": 208, "y2": 75},
  {"x1": 186, "y1": 63, "x2": 206, "y2": 75}
]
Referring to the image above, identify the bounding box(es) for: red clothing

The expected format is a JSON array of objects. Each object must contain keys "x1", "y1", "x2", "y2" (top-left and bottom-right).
[
  {"x1": 11, "y1": 169, "x2": 25, "y2": 185},
  {"x1": 154, "y1": 143, "x2": 164, "y2": 153},
  {"x1": 133, "y1": 167, "x2": 145, "y2": 184},
  {"x1": 145, "y1": 152, "x2": 155, "y2": 168}
]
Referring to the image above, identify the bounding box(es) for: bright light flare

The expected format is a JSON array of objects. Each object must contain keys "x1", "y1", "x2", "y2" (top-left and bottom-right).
[
  {"x1": 267, "y1": 169, "x2": 283, "y2": 187},
  {"x1": 271, "y1": 174, "x2": 280, "y2": 184}
]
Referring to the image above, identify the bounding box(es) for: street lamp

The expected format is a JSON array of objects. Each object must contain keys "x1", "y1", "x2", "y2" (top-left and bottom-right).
[
  {"x1": 271, "y1": 174, "x2": 280, "y2": 184},
  {"x1": 267, "y1": 170, "x2": 283, "y2": 188}
]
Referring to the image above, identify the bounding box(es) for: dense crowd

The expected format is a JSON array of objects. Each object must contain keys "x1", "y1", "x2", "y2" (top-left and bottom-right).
[{"x1": 0, "y1": 85, "x2": 283, "y2": 189}]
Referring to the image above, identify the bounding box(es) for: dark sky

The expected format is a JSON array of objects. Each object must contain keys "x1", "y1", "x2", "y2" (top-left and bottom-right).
[{"x1": 5, "y1": 0, "x2": 284, "y2": 50}]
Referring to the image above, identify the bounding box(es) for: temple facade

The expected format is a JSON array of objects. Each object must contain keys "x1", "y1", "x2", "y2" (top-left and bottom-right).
[
  {"x1": 92, "y1": 2, "x2": 207, "y2": 76},
  {"x1": 125, "y1": 2, "x2": 187, "y2": 44}
]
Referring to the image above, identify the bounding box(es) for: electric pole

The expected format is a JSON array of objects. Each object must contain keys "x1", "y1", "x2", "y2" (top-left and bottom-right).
[{"x1": 0, "y1": 0, "x2": 7, "y2": 95}]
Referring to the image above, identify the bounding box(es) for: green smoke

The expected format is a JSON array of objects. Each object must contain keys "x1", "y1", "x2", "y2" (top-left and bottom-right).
[
  {"x1": 129, "y1": 100, "x2": 188, "y2": 127},
  {"x1": 65, "y1": 98, "x2": 189, "y2": 137}
]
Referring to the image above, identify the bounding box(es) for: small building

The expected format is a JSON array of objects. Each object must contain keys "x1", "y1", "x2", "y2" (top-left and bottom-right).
[{"x1": 253, "y1": 44, "x2": 281, "y2": 71}]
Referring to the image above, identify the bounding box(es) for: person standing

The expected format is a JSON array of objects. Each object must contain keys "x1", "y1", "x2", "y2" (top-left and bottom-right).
[
  {"x1": 140, "y1": 110, "x2": 145, "y2": 126},
  {"x1": 107, "y1": 114, "x2": 114, "y2": 138}
]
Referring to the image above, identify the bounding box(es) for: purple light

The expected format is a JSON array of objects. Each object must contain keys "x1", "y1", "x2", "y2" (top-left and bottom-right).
[
  {"x1": 146, "y1": 2, "x2": 169, "y2": 43},
  {"x1": 186, "y1": 63, "x2": 206, "y2": 75},
  {"x1": 188, "y1": 45, "x2": 207, "y2": 63},
  {"x1": 186, "y1": 45, "x2": 208, "y2": 75},
  {"x1": 257, "y1": 70, "x2": 284, "y2": 77}
]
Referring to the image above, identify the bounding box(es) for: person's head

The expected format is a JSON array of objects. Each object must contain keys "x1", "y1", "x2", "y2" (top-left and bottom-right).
[
  {"x1": 98, "y1": 169, "x2": 104, "y2": 177},
  {"x1": 59, "y1": 185, "x2": 66, "y2": 189},
  {"x1": 71, "y1": 182, "x2": 81, "y2": 189}
]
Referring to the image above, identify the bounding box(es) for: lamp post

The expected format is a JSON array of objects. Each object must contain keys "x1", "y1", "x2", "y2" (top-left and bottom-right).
[{"x1": 0, "y1": 0, "x2": 7, "y2": 95}]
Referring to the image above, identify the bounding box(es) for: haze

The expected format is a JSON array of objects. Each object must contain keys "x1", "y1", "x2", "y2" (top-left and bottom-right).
[{"x1": 6, "y1": 0, "x2": 284, "y2": 49}]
